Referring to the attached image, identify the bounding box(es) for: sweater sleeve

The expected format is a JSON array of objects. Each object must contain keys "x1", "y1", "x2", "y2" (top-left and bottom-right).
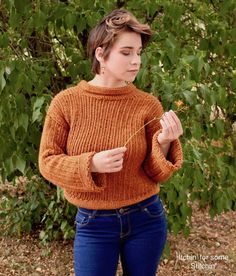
[
  {"x1": 142, "y1": 95, "x2": 183, "y2": 183},
  {"x1": 38, "y1": 95, "x2": 105, "y2": 192}
]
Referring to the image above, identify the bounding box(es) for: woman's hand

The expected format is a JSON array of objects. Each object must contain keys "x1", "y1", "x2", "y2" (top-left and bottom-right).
[
  {"x1": 157, "y1": 110, "x2": 183, "y2": 145},
  {"x1": 91, "y1": 147, "x2": 127, "y2": 173}
]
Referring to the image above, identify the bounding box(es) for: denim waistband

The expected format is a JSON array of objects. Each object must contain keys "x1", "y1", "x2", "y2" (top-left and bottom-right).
[{"x1": 78, "y1": 194, "x2": 159, "y2": 216}]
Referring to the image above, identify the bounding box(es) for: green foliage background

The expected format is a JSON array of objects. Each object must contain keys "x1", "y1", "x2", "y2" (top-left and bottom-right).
[{"x1": 0, "y1": 0, "x2": 236, "y2": 246}]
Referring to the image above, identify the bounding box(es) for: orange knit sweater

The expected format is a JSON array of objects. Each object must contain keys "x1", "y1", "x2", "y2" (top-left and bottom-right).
[{"x1": 38, "y1": 80, "x2": 183, "y2": 209}]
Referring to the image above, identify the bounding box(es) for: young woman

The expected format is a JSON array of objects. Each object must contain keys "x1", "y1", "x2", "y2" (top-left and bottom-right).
[{"x1": 39, "y1": 9, "x2": 183, "y2": 276}]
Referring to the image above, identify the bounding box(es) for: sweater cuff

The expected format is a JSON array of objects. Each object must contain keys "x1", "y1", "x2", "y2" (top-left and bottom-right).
[
  {"x1": 143, "y1": 130, "x2": 183, "y2": 183},
  {"x1": 78, "y1": 151, "x2": 105, "y2": 192}
]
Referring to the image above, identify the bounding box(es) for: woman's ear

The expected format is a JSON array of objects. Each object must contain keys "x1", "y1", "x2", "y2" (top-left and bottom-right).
[{"x1": 95, "y1": 47, "x2": 104, "y2": 63}]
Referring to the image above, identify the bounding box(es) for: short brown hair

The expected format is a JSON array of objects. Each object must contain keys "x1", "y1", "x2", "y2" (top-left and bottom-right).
[{"x1": 87, "y1": 9, "x2": 152, "y2": 74}]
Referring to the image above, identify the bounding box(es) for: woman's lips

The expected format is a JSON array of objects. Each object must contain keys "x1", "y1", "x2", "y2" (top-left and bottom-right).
[{"x1": 128, "y1": 70, "x2": 139, "y2": 73}]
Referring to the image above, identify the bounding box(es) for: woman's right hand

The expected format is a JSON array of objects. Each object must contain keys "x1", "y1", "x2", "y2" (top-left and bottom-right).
[{"x1": 90, "y1": 147, "x2": 127, "y2": 173}]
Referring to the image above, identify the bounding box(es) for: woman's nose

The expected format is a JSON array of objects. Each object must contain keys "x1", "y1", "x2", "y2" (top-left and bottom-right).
[{"x1": 131, "y1": 54, "x2": 141, "y2": 65}]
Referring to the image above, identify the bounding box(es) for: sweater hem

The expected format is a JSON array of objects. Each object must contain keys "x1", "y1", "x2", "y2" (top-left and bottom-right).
[{"x1": 64, "y1": 185, "x2": 160, "y2": 210}]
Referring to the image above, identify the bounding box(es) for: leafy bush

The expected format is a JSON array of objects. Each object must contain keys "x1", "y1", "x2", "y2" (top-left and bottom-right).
[
  {"x1": 0, "y1": 176, "x2": 47, "y2": 235},
  {"x1": 0, "y1": 176, "x2": 77, "y2": 243}
]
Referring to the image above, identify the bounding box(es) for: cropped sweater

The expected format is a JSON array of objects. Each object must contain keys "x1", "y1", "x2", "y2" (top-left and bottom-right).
[{"x1": 38, "y1": 80, "x2": 183, "y2": 209}]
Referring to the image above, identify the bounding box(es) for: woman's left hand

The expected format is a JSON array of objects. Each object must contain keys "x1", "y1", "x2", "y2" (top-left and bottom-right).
[{"x1": 157, "y1": 110, "x2": 183, "y2": 145}]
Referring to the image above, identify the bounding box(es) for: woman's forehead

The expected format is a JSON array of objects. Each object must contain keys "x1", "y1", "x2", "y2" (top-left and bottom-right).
[{"x1": 113, "y1": 32, "x2": 142, "y2": 48}]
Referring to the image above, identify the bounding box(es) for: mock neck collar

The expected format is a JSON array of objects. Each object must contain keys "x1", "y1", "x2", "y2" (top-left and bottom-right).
[{"x1": 78, "y1": 80, "x2": 136, "y2": 96}]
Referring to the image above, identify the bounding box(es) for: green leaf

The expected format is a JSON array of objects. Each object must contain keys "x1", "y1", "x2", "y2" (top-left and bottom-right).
[
  {"x1": 216, "y1": 197, "x2": 224, "y2": 213},
  {"x1": 199, "y1": 39, "x2": 209, "y2": 51},
  {"x1": 180, "y1": 204, "x2": 192, "y2": 218},
  {"x1": 0, "y1": 69, "x2": 6, "y2": 92},
  {"x1": 15, "y1": 0, "x2": 31, "y2": 13},
  {"x1": 15, "y1": 94, "x2": 26, "y2": 110},
  {"x1": 56, "y1": 186, "x2": 64, "y2": 202},
  {"x1": 163, "y1": 241, "x2": 171, "y2": 258},
  {"x1": 197, "y1": 57, "x2": 204, "y2": 73},
  {"x1": 217, "y1": 87, "x2": 227, "y2": 107},
  {"x1": 61, "y1": 220, "x2": 67, "y2": 231},
  {"x1": 30, "y1": 201, "x2": 39, "y2": 211},
  {"x1": 182, "y1": 55, "x2": 195, "y2": 64},
  {"x1": 182, "y1": 90, "x2": 197, "y2": 105},
  {"x1": 19, "y1": 114, "x2": 29, "y2": 131},
  {"x1": 167, "y1": 189, "x2": 177, "y2": 202},
  {"x1": 32, "y1": 97, "x2": 45, "y2": 123},
  {"x1": 200, "y1": 190, "x2": 208, "y2": 205},
  {"x1": 192, "y1": 149, "x2": 204, "y2": 171},
  {"x1": 172, "y1": 221, "x2": 180, "y2": 236},
  {"x1": 48, "y1": 201, "x2": 55, "y2": 210},
  {"x1": 183, "y1": 226, "x2": 190, "y2": 238},
  {"x1": 24, "y1": 221, "x2": 32, "y2": 233},
  {"x1": 39, "y1": 230, "x2": 46, "y2": 240},
  {"x1": 76, "y1": 16, "x2": 86, "y2": 33},
  {"x1": 215, "y1": 119, "x2": 224, "y2": 136},
  {"x1": 209, "y1": 207, "x2": 217, "y2": 219},
  {"x1": 231, "y1": 78, "x2": 236, "y2": 92},
  {"x1": 53, "y1": 212, "x2": 59, "y2": 222},
  {"x1": 32, "y1": 109, "x2": 41, "y2": 123},
  {"x1": 65, "y1": 13, "x2": 76, "y2": 28},
  {"x1": 0, "y1": 33, "x2": 9, "y2": 48},
  {"x1": 203, "y1": 63, "x2": 210, "y2": 77},
  {"x1": 190, "y1": 192, "x2": 199, "y2": 201},
  {"x1": 33, "y1": 97, "x2": 45, "y2": 110},
  {"x1": 4, "y1": 157, "x2": 14, "y2": 175},
  {"x1": 15, "y1": 156, "x2": 26, "y2": 174},
  {"x1": 192, "y1": 122, "x2": 202, "y2": 140},
  {"x1": 181, "y1": 80, "x2": 196, "y2": 90},
  {"x1": 195, "y1": 104, "x2": 205, "y2": 116}
]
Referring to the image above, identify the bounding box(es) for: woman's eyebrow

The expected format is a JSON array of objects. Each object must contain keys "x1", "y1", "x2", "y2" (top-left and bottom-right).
[{"x1": 119, "y1": 46, "x2": 143, "y2": 49}]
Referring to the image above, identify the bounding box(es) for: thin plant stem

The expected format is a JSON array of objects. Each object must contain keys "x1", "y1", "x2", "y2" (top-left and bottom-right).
[
  {"x1": 123, "y1": 117, "x2": 158, "y2": 147},
  {"x1": 123, "y1": 106, "x2": 187, "y2": 147}
]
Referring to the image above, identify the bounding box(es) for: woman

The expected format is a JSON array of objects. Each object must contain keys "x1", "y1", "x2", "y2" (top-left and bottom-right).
[{"x1": 38, "y1": 9, "x2": 183, "y2": 276}]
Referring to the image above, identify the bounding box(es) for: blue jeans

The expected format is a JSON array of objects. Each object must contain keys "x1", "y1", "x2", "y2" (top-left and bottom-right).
[{"x1": 74, "y1": 194, "x2": 168, "y2": 276}]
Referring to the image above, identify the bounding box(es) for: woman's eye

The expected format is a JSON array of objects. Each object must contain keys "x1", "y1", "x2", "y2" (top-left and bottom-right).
[
  {"x1": 122, "y1": 52, "x2": 130, "y2": 56},
  {"x1": 121, "y1": 51, "x2": 142, "y2": 56}
]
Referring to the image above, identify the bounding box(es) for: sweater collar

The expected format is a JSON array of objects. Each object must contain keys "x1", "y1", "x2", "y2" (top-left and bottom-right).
[{"x1": 78, "y1": 80, "x2": 136, "y2": 96}]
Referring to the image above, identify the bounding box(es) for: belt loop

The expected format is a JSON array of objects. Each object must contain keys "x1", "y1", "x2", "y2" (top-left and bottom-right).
[{"x1": 115, "y1": 209, "x2": 121, "y2": 217}]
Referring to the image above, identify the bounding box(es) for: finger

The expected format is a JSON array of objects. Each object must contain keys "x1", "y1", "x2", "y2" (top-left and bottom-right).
[
  {"x1": 163, "y1": 112, "x2": 176, "y2": 138},
  {"x1": 167, "y1": 111, "x2": 179, "y2": 135},
  {"x1": 107, "y1": 157, "x2": 122, "y2": 167},
  {"x1": 160, "y1": 117, "x2": 169, "y2": 135},
  {"x1": 170, "y1": 110, "x2": 183, "y2": 135},
  {"x1": 112, "y1": 159, "x2": 123, "y2": 168},
  {"x1": 169, "y1": 110, "x2": 179, "y2": 128},
  {"x1": 159, "y1": 118, "x2": 164, "y2": 130},
  {"x1": 109, "y1": 166, "x2": 122, "y2": 173},
  {"x1": 107, "y1": 147, "x2": 127, "y2": 157},
  {"x1": 110, "y1": 153, "x2": 124, "y2": 162}
]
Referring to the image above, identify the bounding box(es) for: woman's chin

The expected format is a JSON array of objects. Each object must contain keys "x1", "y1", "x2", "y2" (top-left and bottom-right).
[{"x1": 125, "y1": 76, "x2": 136, "y2": 82}]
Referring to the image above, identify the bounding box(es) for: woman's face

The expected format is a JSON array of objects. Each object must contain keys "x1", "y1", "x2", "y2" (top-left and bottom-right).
[{"x1": 102, "y1": 31, "x2": 142, "y2": 85}]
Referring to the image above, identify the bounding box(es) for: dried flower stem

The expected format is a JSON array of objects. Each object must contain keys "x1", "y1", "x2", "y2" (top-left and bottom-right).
[{"x1": 123, "y1": 106, "x2": 187, "y2": 147}]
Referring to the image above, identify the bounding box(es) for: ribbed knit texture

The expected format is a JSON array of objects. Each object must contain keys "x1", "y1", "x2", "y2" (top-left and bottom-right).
[{"x1": 38, "y1": 80, "x2": 183, "y2": 209}]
